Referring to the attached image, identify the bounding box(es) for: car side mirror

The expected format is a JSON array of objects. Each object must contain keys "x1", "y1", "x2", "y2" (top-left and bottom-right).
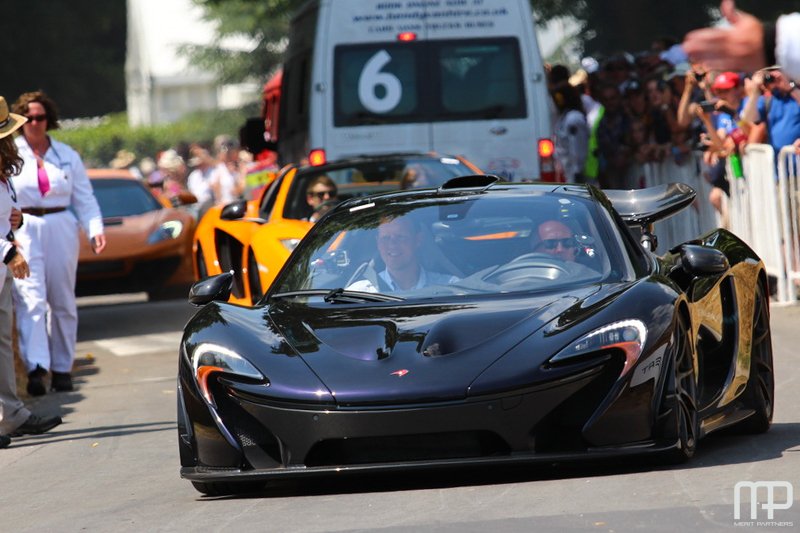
[
  {"x1": 189, "y1": 272, "x2": 234, "y2": 306},
  {"x1": 174, "y1": 191, "x2": 198, "y2": 206},
  {"x1": 679, "y1": 244, "x2": 729, "y2": 276},
  {"x1": 220, "y1": 199, "x2": 247, "y2": 220}
]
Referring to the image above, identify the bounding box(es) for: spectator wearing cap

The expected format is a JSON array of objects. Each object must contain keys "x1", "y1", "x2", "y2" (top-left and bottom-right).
[{"x1": 603, "y1": 54, "x2": 634, "y2": 93}]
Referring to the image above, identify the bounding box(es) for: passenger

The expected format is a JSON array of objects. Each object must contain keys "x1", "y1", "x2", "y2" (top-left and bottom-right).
[
  {"x1": 400, "y1": 164, "x2": 433, "y2": 189},
  {"x1": 533, "y1": 220, "x2": 579, "y2": 262},
  {"x1": 348, "y1": 216, "x2": 457, "y2": 292},
  {"x1": 304, "y1": 175, "x2": 338, "y2": 222}
]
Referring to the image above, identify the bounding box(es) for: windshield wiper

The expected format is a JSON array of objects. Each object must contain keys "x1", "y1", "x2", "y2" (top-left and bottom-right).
[{"x1": 270, "y1": 288, "x2": 404, "y2": 303}]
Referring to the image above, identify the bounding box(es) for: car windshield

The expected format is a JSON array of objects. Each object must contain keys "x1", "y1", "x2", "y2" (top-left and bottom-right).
[
  {"x1": 282, "y1": 156, "x2": 473, "y2": 220},
  {"x1": 273, "y1": 190, "x2": 630, "y2": 301},
  {"x1": 91, "y1": 179, "x2": 162, "y2": 217}
]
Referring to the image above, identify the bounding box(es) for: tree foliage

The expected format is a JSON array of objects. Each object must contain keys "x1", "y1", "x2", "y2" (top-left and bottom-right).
[{"x1": 184, "y1": 0, "x2": 305, "y2": 85}]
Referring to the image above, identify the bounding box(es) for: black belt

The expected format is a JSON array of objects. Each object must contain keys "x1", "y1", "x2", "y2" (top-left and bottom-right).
[{"x1": 21, "y1": 207, "x2": 67, "y2": 216}]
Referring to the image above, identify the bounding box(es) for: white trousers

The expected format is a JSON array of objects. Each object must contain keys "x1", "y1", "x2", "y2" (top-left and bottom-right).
[{"x1": 12, "y1": 211, "x2": 80, "y2": 373}]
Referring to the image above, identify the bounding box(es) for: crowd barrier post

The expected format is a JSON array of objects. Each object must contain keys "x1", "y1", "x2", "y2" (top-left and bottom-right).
[{"x1": 777, "y1": 146, "x2": 800, "y2": 302}]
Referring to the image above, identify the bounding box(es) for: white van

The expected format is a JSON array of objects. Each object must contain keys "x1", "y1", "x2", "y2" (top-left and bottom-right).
[{"x1": 275, "y1": 0, "x2": 554, "y2": 181}]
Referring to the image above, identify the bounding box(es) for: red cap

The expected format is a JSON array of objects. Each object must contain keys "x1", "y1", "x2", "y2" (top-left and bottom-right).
[{"x1": 712, "y1": 72, "x2": 741, "y2": 90}]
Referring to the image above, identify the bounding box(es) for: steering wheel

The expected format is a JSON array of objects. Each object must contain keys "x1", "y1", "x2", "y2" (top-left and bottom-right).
[{"x1": 482, "y1": 253, "x2": 570, "y2": 284}]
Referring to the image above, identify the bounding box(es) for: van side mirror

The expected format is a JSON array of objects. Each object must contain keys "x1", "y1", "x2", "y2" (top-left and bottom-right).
[{"x1": 189, "y1": 272, "x2": 234, "y2": 306}]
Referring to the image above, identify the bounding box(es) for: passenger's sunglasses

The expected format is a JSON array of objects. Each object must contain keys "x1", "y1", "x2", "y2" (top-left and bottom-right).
[
  {"x1": 25, "y1": 114, "x2": 47, "y2": 123},
  {"x1": 541, "y1": 238, "x2": 577, "y2": 250},
  {"x1": 307, "y1": 189, "x2": 335, "y2": 200}
]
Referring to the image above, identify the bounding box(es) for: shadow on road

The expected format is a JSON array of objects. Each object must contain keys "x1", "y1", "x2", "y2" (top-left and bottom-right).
[{"x1": 77, "y1": 297, "x2": 197, "y2": 342}]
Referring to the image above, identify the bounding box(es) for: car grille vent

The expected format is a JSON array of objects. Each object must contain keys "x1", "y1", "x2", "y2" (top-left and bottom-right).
[
  {"x1": 214, "y1": 229, "x2": 244, "y2": 298},
  {"x1": 304, "y1": 430, "x2": 510, "y2": 467}
]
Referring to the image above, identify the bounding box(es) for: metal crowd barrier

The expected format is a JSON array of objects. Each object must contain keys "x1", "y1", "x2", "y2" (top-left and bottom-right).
[
  {"x1": 777, "y1": 146, "x2": 800, "y2": 302},
  {"x1": 726, "y1": 143, "x2": 799, "y2": 304}
]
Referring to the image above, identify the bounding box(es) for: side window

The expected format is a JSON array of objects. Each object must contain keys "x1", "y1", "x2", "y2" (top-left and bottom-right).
[
  {"x1": 259, "y1": 174, "x2": 285, "y2": 220},
  {"x1": 436, "y1": 38, "x2": 526, "y2": 119}
]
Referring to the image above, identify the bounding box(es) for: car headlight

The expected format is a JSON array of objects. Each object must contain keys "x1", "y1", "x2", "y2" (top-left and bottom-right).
[
  {"x1": 280, "y1": 238, "x2": 300, "y2": 252},
  {"x1": 191, "y1": 343, "x2": 266, "y2": 405},
  {"x1": 147, "y1": 220, "x2": 183, "y2": 244},
  {"x1": 549, "y1": 319, "x2": 647, "y2": 377}
]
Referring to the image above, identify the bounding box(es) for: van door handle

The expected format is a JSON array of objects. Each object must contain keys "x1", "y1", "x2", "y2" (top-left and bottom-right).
[{"x1": 490, "y1": 126, "x2": 507, "y2": 135}]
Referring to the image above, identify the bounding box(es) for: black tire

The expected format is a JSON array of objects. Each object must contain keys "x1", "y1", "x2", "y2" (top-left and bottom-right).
[
  {"x1": 191, "y1": 481, "x2": 264, "y2": 497},
  {"x1": 659, "y1": 313, "x2": 699, "y2": 464},
  {"x1": 735, "y1": 281, "x2": 774, "y2": 434}
]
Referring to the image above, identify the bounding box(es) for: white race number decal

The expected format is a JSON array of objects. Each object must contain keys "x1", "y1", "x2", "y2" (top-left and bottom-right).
[{"x1": 358, "y1": 50, "x2": 402, "y2": 113}]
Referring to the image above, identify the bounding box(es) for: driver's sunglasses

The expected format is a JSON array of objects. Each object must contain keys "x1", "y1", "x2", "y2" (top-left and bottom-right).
[
  {"x1": 307, "y1": 189, "x2": 335, "y2": 200},
  {"x1": 541, "y1": 238, "x2": 577, "y2": 250}
]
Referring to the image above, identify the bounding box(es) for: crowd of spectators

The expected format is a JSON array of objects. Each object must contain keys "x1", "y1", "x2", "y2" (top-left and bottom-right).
[
  {"x1": 547, "y1": 36, "x2": 800, "y2": 219},
  {"x1": 108, "y1": 135, "x2": 263, "y2": 219}
]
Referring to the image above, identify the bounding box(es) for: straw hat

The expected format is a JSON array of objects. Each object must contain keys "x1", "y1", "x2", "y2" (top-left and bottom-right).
[
  {"x1": 0, "y1": 96, "x2": 27, "y2": 139},
  {"x1": 110, "y1": 149, "x2": 136, "y2": 169}
]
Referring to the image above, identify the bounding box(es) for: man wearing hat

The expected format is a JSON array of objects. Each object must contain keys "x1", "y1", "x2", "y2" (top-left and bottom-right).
[{"x1": 0, "y1": 96, "x2": 62, "y2": 448}]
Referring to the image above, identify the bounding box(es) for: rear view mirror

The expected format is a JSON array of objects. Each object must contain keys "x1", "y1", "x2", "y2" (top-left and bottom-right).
[
  {"x1": 220, "y1": 200, "x2": 247, "y2": 220},
  {"x1": 679, "y1": 244, "x2": 729, "y2": 276}
]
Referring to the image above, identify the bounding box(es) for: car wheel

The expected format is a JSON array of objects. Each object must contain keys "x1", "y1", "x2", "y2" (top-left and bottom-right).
[
  {"x1": 660, "y1": 314, "x2": 699, "y2": 464},
  {"x1": 191, "y1": 481, "x2": 264, "y2": 497},
  {"x1": 735, "y1": 281, "x2": 774, "y2": 434}
]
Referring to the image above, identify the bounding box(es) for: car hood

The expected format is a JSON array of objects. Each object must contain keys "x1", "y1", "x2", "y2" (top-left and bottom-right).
[
  {"x1": 78, "y1": 210, "x2": 185, "y2": 260},
  {"x1": 267, "y1": 285, "x2": 602, "y2": 405}
]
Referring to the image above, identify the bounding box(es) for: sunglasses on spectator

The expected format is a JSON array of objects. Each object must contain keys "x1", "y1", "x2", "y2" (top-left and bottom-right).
[
  {"x1": 541, "y1": 238, "x2": 576, "y2": 250},
  {"x1": 307, "y1": 189, "x2": 335, "y2": 199},
  {"x1": 25, "y1": 114, "x2": 47, "y2": 123}
]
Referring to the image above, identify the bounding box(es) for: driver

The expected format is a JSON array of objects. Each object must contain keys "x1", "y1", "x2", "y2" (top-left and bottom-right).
[
  {"x1": 347, "y1": 216, "x2": 457, "y2": 292},
  {"x1": 533, "y1": 220, "x2": 579, "y2": 262},
  {"x1": 304, "y1": 175, "x2": 338, "y2": 222}
]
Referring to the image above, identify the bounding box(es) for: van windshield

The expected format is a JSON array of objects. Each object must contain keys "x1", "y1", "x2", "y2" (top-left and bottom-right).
[{"x1": 334, "y1": 37, "x2": 526, "y2": 127}]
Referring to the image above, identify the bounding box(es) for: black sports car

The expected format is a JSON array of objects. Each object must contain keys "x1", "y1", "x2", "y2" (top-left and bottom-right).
[{"x1": 178, "y1": 176, "x2": 774, "y2": 496}]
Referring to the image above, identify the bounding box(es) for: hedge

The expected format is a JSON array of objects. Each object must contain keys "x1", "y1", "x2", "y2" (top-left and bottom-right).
[{"x1": 51, "y1": 104, "x2": 259, "y2": 169}]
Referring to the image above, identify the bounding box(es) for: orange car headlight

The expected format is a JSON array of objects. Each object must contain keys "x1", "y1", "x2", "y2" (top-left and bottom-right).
[{"x1": 147, "y1": 220, "x2": 184, "y2": 244}]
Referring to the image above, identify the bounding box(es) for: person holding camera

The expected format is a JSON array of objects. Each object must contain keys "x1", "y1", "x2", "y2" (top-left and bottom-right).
[{"x1": 741, "y1": 68, "x2": 800, "y2": 159}]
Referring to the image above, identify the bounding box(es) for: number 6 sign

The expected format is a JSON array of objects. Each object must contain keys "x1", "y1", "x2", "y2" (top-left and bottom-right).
[{"x1": 358, "y1": 50, "x2": 402, "y2": 113}]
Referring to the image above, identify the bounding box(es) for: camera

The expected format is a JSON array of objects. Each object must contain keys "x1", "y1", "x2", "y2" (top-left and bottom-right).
[
  {"x1": 764, "y1": 73, "x2": 775, "y2": 84},
  {"x1": 699, "y1": 100, "x2": 716, "y2": 113}
]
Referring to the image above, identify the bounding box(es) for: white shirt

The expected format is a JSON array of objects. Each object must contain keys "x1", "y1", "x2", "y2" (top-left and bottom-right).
[
  {"x1": 13, "y1": 136, "x2": 103, "y2": 238},
  {"x1": 347, "y1": 267, "x2": 457, "y2": 293},
  {"x1": 0, "y1": 180, "x2": 17, "y2": 282},
  {"x1": 187, "y1": 166, "x2": 215, "y2": 205}
]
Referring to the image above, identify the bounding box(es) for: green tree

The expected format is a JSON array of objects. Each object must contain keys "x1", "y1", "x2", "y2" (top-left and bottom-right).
[{"x1": 183, "y1": 0, "x2": 304, "y2": 85}]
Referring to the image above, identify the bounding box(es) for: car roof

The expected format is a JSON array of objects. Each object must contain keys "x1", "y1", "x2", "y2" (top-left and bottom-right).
[
  {"x1": 335, "y1": 180, "x2": 594, "y2": 211},
  {"x1": 86, "y1": 168, "x2": 138, "y2": 180},
  {"x1": 296, "y1": 152, "x2": 465, "y2": 172}
]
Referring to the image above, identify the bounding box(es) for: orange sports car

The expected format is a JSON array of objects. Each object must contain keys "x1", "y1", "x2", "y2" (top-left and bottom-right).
[
  {"x1": 76, "y1": 169, "x2": 197, "y2": 300},
  {"x1": 193, "y1": 152, "x2": 479, "y2": 305}
]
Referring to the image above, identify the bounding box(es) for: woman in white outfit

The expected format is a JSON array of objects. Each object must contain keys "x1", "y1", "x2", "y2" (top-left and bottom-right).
[{"x1": 11, "y1": 91, "x2": 106, "y2": 396}]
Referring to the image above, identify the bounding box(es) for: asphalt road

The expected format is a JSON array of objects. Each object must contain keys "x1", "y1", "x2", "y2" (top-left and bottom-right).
[{"x1": 1, "y1": 296, "x2": 799, "y2": 532}]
